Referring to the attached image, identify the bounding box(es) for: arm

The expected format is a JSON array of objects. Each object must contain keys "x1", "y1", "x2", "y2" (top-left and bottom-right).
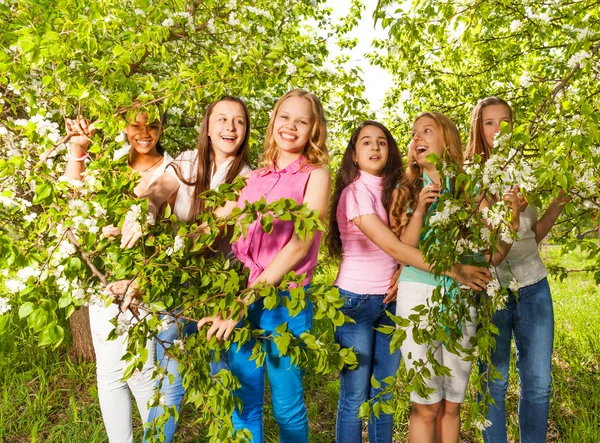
[
  {"x1": 249, "y1": 167, "x2": 330, "y2": 287},
  {"x1": 480, "y1": 187, "x2": 521, "y2": 266},
  {"x1": 531, "y1": 191, "x2": 570, "y2": 244},
  {"x1": 398, "y1": 183, "x2": 440, "y2": 247},
  {"x1": 64, "y1": 117, "x2": 93, "y2": 180},
  {"x1": 120, "y1": 172, "x2": 181, "y2": 248},
  {"x1": 353, "y1": 213, "x2": 490, "y2": 290},
  {"x1": 199, "y1": 167, "x2": 332, "y2": 340}
]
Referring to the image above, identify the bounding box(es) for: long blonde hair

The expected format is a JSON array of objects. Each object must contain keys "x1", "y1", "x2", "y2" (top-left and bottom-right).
[
  {"x1": 260, "y1": 89, "x2": 328, "y2": 168},
  {"x1": 390, "y1": 112, "x2": 464, "y2": 236}
]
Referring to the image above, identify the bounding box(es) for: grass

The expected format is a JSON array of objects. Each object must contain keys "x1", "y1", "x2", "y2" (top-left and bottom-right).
[{"x1": 1, "y1": 245, "x2": 599, "y2": 442}]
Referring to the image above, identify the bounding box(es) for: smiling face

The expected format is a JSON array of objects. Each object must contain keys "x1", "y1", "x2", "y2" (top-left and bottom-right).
[
  {"x1": 208, "y1": 100, "x2": 247, "y2": 162},
  {"x1": 273, "y1": 96, "x2": 314, "y2": 160},
  {"x1": 482, "y1": 104, "x2": 512, "y2": 150},
  {"x1": 352, "y1": 125, "x2": 389, "y2": 176},
  {"x1": 411, "y1": 116, "x2": 444, "y2": 169},
  {"x1": 124, "y1": 113, "x2": 163, "y2": 155}
]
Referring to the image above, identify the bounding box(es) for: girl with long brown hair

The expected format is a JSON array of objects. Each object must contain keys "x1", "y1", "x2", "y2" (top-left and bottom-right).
[
  {"x1": 327, "y1": 120, "x2": 494, "y2": 443},
  {"x1": 117, "y1": 96, "x2": 252, "y2": 442}
]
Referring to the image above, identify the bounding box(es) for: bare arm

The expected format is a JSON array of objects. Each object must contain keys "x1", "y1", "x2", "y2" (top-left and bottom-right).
[
  {"x1": 353, "y1": 213, "x2": 491, "y2": 290},
  {"x1": 64, "y1": 117, "x2": 93, "y2": 180},
  {"x1": 531, "y1": 192, "x2": 570, "y2": 244},
  {"x1": 249, "y1": 167, "x2": 330, "y2": 287},
  {"x1": 480, "y1": 188, "x2": 521, "y2": 266},
  {"x1": 398, "y1": 183, "x2": 440, "y2": 247},
  {"x1": 120, "y1": 172, "x2": 181, "y2": 248}
]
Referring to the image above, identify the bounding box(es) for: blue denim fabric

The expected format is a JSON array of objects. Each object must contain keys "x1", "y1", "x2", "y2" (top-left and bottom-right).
[
  {"x1": 479, "y1": 277, "x2": 554, "y2": 443},
  {"x1": 335, "y1": 287, "x2": 401, "y2": 443},
  {"x1": 228, "y1": 288, "x2": 313, "y2": 443},
  {"x1": 143, "y1": 318, "x2": 229, "y2": 443}
]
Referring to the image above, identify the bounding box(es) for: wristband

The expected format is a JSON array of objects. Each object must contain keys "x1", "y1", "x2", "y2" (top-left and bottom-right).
[{"x1": 67, "y1": 144, "x2": 89, "y2": 162}]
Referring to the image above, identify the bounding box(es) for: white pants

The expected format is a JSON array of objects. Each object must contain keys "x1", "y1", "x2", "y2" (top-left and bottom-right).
[
  {"x1": 396, "y1": 281, "x2": 476, "y2": 405},
  {"x1": 89, "y1": 304, "x2": 155, "y2": 443}
]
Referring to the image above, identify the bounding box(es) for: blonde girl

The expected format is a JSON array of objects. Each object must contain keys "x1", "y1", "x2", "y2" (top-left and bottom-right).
[
  {"x1": 390, "y1": 112, "x2": 519, "y2": 443},
  {"x1": 197, "y1": 89, "x2": 331, "y2": 443}
]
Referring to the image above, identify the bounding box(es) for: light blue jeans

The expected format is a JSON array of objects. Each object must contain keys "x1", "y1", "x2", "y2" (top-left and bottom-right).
[
  {"x1": 335, "y1": 287, "x2": 401, "y2": 443},
  {"x1": 479, "y1": 277, "x2": 554, "y2": 443},
  {"x1": 228, "y1": 289, "x2": 313, "y2": 443},
  {"x1": 142, "y1": 318, "x2": 228, "y2": 443}
]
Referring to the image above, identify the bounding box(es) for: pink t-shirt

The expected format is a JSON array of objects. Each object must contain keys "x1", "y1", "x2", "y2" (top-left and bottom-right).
[
  {"x1": 334, "y1": 170, "x2": 397, "y2": 294},
  {"x1": 232, "y1": 156, "x2": 322, "y2": 287}
]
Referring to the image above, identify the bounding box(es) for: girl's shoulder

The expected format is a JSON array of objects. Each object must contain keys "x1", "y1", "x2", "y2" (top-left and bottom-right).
[
  {"x1": 307, "y1": 165, "x2": 331, "y2": 181},
  {"x1": 174, "y1": 150, "x2": 197, "y2": 163}
]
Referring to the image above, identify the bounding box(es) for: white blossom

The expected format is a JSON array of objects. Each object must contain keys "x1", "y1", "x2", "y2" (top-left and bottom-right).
[
  {"x1": 0, "y1": 297, "x2": 11, "y2": 314},
  {"x1": 173, "y1": 235, "x2": 185, "y2": 253},
  {"x1": 113, "y1": 144, "x2": 130, "y2": 161},
  {"x1": 568, "y1": 50, "x2": 592, "y2": 69},
  {"x1": 509, "y1": 279, "x2": 520, "y2": 293},
  {"x1": 486, "y1": 278, "x2": 501, "y2": 298},
  {"x1": 115, "y1": 317, "x2": 131, "y2": 336},
  {"x1": 474, "y1": 416, "x2": 493, "y2": 431},
  {"x1": 161, "y1": 18, "x2": 174, "y2": 27},
  {"x1": 509, "y1": 20, "x2": 522, "y2": 32},
  {"x1": 286, "y1": 64, "x2": 297, "y2": 76},
  {"x1": 5, "y1": 279, "x2": 25, "y2": 293},
  {"x1": 24, "y1": 212, "x2": 38, "y2": 222},
  {"x1": 428, "y1": 201, "x2": 461, "y2": 227},
  {"x1": 173, "y1": 339, "x2": 185, "y2": 351},
  {"x1": 520, "y1": 73, "x2": 531, "y2": 88},
  {"x1": 157, "y1": 319, "x2": 171, "y2": 332}
]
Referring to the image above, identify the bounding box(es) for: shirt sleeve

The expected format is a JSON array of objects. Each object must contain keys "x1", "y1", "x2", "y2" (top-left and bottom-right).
[{"x1": 343, "y1": 184, "x2": 377, "y2": 222}]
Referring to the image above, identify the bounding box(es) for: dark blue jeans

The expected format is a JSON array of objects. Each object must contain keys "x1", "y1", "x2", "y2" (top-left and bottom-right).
[
  {"x1": 479, "y1": 277, "x2": 554, "y2": 443},
  {"x1": 335, "y1": 288, "x2": 401, "y2": 443}
]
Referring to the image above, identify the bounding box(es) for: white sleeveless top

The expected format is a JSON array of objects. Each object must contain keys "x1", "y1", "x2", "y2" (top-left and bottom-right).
[{"x1": 493, "y1": 206, "x2": 548, "y2": 288}]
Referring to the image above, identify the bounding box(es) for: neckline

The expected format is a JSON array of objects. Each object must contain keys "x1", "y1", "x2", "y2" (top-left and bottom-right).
[{"x1": 358, "y1": 169, "x2": 384, "y2": 189}]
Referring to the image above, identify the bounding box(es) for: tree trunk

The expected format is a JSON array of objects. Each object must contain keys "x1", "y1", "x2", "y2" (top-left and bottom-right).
[{"x1": 69, "y1": 306, "x2": 96, "y2": 362}]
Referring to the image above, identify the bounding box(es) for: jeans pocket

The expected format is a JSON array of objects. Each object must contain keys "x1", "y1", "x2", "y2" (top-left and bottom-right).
[{"x1": 339, "y1": 291, "x2": 367, "y2": 318}]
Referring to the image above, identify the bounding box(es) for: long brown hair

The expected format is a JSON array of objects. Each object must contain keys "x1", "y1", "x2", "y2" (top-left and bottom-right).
[
  {"x1": 327, "y1": 121, "x2": 403, "y2": 258},
  {"x1": 390, "y1": 112, "x2": 464, "y2": 236},
  {"x1": 465, "y1": 97, "x2": 513, "y2": 163},
  {"x1": 172, "y1": 96, "x2": 251, "y2": 220},
  {"x1": 260, "y1": 89, "x2": 328, "y2": 169}
]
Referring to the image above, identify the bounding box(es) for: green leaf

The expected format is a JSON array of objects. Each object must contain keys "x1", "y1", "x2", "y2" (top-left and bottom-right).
[{"x1": 19, "y1": 302, "x2": 35, "y2": 319}]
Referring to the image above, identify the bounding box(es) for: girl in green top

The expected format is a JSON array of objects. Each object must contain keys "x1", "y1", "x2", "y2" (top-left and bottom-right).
[{"x1": 389, "y1": 112, "x2": 520, "y2": 443}]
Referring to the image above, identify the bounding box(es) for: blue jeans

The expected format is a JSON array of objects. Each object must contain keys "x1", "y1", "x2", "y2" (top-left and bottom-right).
[
  {"x1": 479, "y1": 277, "x2": 553, "y2": 443},
  {"x1": 228, "y1": 289, "x2": 313, "y2": 443},
  {"x1": 335, "y1": 288, "x2": 401, "y2": 443},
  {"x1": 143, "y1": 318, "x2": 228, "y2": 443}
]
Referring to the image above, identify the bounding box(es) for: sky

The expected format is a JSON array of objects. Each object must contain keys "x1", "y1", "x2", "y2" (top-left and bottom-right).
[{"x1": 327, "y1": 1, "x2": 394, "y2": 116}]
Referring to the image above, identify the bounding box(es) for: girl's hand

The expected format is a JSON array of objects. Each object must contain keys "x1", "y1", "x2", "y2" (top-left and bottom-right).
[
  {"x1": 518, "y1": 194, "x2": 528, "y2": 212},
  {"x1": 449, "y1": 264, "x2": 491, "y2": 291},
  {"x1": 65, "y1": 116, "x2": 94, "y2": 151},
  {"x1": 503, "y1": 186, "x2": 521, "y2": 232},
  {"x1": 106, "y1": 280, "x2": 143, "y2": 313},
  {"x1": 197, "y1": 309, "x2": 244, "y2": 341},
  {"x1": 414, "y1": 183, "x2": 441, "y2": 216},
  {"x1": 102, "y1": 224, "x2": 121, "y2": 240},
  {"x1": 383, "y1": 266, "x2": 401, "y2": 303}
]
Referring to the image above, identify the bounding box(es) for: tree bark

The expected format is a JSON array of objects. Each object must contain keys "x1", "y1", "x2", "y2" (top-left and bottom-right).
[{"x1": 69, "y1": 307, "x2": 96, "y2": 362}]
